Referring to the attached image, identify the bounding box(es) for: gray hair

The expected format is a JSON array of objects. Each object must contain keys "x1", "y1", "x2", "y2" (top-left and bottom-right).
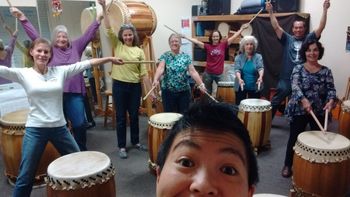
[
  {"x1": 51, "y1": 25, "x2": 70, "y2": 47},
  {"x1": 239, "y1": 35, "x2": 258, "y2": 54},
  {"x1": 168, "y1": 33, "x2": 181, "y2": 45},
  {"x1": 117, "y1": 23, "x2": 140, "y2": 46}
]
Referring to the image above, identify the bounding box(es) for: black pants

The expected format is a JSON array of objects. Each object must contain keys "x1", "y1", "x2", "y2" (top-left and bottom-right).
[{"x1": 284, "y1": 114, "x2": 324, "y2": 167}]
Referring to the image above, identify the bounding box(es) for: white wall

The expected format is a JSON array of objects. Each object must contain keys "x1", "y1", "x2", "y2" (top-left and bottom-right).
[{"x1": 0, "y1": 0, "x2": 36, "y2": 6}]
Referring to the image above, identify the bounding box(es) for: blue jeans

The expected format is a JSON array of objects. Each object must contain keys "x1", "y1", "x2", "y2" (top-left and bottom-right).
[
  {"x1": 202, "y1": 72, "x2": 223, "y2": 94},
  {"x1": 13, "y1": 126, "x2": 80, "y2": 197},
  {"x1": 113, "y1": 80, "x2": 141, "y2": 148},
  {"x1": 271, "y1": 79, "x2": 292, "y2": 118},
  {"x1": 63, "y1": 93, "x2": 88, "y2": 151},
  {"x1": 161, "y1": 89, "x2": 191, "y2": 114}
]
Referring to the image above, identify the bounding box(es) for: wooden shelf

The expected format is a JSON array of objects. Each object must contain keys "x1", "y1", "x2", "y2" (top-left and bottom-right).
[{"x1": 192, "y1": 12, "x2": 309, "y2": 22}]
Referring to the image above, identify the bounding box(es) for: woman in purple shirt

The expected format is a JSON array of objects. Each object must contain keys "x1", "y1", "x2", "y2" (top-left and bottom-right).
[
  {"x1": 11, "y1": 7, "x2": 102, "y2": 151},
  {"x1": 0, "y1": 25, "x2": 17, "y2": 84}
]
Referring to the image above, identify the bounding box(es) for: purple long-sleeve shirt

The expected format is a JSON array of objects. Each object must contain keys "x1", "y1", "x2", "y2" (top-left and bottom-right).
[
  {"x1": 0, "y1": 35, "x2": 17, "y2": 84},
  {"x1": 20, "y1": 19, "x2": 100, "y2": 94}
]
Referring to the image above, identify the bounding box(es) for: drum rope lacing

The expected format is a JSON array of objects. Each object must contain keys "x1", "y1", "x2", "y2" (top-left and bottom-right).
[
  {"x1": 45, "y1": 163, "x2": 116, "y2": 190},
  {"x1": 0, "y1": 125, "x2": 25, "y2": 135},
  {"x1": 294, "y1": 140, "x2": 350, "y2": 163},
  {"x1": 239, "y1": 104, "x2": 272, "y2": 112}
]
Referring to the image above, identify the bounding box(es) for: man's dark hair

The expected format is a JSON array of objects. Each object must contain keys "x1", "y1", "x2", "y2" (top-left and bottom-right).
[{"x1": 157, "y1": 102, "x2": 259, "y2": 186}]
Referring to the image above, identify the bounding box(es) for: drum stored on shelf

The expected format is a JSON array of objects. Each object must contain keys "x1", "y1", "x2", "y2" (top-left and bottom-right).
[
  {"x1": 46, "y1": 151, "x2": 116, "y2": 197},
  {"x1": 0, "y1": 109, "x2": 60, "y2": 186},
  {"x1": 237, "y1": 99, "x2": 272, "y2": 152},
  {"x1": 105, "y1": 0, "x2": 157, "y2": 44},
  {"x1": 339, "y1": 100, "x2": 350, "y2": 139},
  {"x1": 148, "y1": 112, "x2": 182, "y2": 174},
  {"x1": 293, "y1": 131, "x2": 350, "y2": 197},
  {"x1": 216, "y1": 81, "x2": 235, "y2": 104}
]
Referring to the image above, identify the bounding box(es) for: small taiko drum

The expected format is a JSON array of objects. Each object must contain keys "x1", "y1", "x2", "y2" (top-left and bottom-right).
[
  {"x1": 293, "y1": 131, "x2": 350, "y2": 197},
  {"x1": 237, "y1": 99, "x2": 272, "y2": 151},
  {"x1": 339, "y1": 100, "x2": 350, "y2": 139},
  {"x1": 46, "y1": 151, "x2": 116, "y2": 197},
  {"x1": 216, "y1": 81, "x2": 236, "y2": 104},
  {"x1": 148, "y1": 113, "x2": 182, "y2": 174},
  {"x1": 0, "y1": 109, "x2": 60, "y2": 186},
  {"x1": 105, "y1": 0, "x2": 157, "y2": 43}
]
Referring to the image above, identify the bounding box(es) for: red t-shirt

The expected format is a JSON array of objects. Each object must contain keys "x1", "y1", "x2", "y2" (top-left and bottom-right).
[{"x1": 204, "y1": 41, "x2": 228, "y2": 75}]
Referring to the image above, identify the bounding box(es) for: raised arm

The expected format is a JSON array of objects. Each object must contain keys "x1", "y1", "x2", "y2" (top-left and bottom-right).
[
  {"x1": 265, "y1": 1, "x2": 283, "y2": 39},
  {"x1": 314, "y1": 0, "x2": 330, "y2": 38},
  {"x1": 98, "y1": 0, "x2": 111, "y2": 29},
  {"x1": 182, "y1": 35, "x2": 205, "y2": 49},
  {"x1": 89, "y1": 57, "x2": 123, "y2": 67},
  {"x1": 227, "y1": 23, "x2": 248, "y2": 45},
  {"x1": 10, "y1": 7, "x2": 40, "y2": 41}
]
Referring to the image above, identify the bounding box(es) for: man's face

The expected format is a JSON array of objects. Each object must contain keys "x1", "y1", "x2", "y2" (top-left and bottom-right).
[
  {"x1": 156, "y1": 129, "x2": 255, "y2": 197},
  {"x1": 292, "y1": 21, "x2": 306, "y2": 39}
]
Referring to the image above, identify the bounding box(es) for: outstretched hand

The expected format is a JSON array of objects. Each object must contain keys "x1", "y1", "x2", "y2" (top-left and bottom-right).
[
  {"x1": 98, "y1": 0, "x2": 106, "y2": 7},
  {"x1": 323, "y1": 0, "x2": 330, "y2": 10},
  {"x1": 111, "y1": 57, "x2": 124, "y2": 65},
  {"x1": 265, "y1": 1, "x2": 273, "y2": 13},
  {"x1": 9, "y1": 7, "x2": 26, "y2": 21}
]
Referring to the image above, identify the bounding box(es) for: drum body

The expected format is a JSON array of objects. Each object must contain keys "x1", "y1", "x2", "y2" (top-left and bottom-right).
[
  {"x1": 148, "y1": 113, "x2": 182, "y2": 173},
  {"x1": 293, "y1": 131, "x2": 350, "y2": 197},
  {"x1": 216, "y1": 81, "x2": 235, "y2": 104},
  {"x1": 106, "y1": 0, "x2": 157, "y2": 43},
  {"x1": 0, "y1": 109, "x2": 60, "y2": 185},
  {"x1": 339, "y1": 100, "x2": 350, "y2": 139},
  {"x1": 46, "y1": 151, "x2": 116, "y2": 197},
  {"x1": 237, "y1": 99, "x2": 272, "y2": 150}
]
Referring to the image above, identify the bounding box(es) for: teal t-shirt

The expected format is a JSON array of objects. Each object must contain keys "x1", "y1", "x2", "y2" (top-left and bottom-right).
[
  {"x1": 159, "y1": 51, "x2": 191, "y2": 92},
  {"x1": 242, "y1": 60, "x2": 257, "y2": 91}
]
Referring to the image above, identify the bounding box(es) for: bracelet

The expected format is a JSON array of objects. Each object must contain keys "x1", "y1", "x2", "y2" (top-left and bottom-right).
[{"x1": 198, "y1": 83, "x2": 205, "y2": 88}]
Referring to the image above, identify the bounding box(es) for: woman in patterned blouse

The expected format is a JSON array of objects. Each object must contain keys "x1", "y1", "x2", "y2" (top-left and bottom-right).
[
  {"x1": 153, "y1": 34, "x2": 206, "y2": 113},
  {"x1": 281, "y1": 39, "x2": 337, "y2": 178}
]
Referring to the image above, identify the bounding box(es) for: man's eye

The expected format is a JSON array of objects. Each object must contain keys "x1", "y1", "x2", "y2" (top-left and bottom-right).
[
  {"x1": 220, "y1": 166, "x2": 237, "y2": 176},
  {"x1": 178, "y1": 158, "x2": 194, "y2": 167}
]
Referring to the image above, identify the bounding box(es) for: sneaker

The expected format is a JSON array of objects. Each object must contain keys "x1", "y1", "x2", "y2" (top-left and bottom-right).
[
  {"x1": 135, "y1": 144, "x2": 148, "y2": 151},
  {"x1": 281, "y1": 166, "x2": 292, "y2": 178},
  {"x1": 86, "y1": 121, "x2": 96, "y2": 130},
  {"x1": 119, "y1": 149, "x2": 128, "y2": 159}
]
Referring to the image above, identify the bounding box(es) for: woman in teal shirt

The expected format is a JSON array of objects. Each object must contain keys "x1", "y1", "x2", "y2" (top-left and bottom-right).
[
  {"x1": 153, "y1": 34, "x2": 206, "y2": 113},
  {"x1": 232, "y1": 35, "x2": 264, "y2": 105}
]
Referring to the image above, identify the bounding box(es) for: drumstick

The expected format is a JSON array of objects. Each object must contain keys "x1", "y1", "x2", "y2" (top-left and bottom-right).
[
  {"x1": 257, "y1": 82, "x2": 261, "y2": 91},
  {"x1": 247, "y1": 8, "x2": 263, "y2": 25},
  {"x1": 240, "y1": 83, "x2": 244, "y2": 91},
  {"x1": 143, "y1": 86, "x2": 156, "y2": 101},
  {"x1": 203, "y1": 90, "x2": 219, "y2": 103},
  {"x1": 164, "y1": 25, "x2": 181, "y2": 35},
  {"x1": 309, "y1": 110, "x2": 326, "y2": 133},
  {"x1": 324, "y1": 109, "x2": 329, "y2": 131},
  {"x1": 123, "y1": 60, "x2": 156, "y2": 64},
  {"x1": 15, "y1": 18, "x2": 18, "y2": 32},
  {"x1": 6, "y1": 0, "x2": 12, "y2": 7},
  {"x1": 106, "y1": 0, "x2": 113, "y2": 12}
]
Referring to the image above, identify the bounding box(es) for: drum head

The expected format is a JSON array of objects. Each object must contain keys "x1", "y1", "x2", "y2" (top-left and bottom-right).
[
  {"x1": 295, "y1": 131, "x2": 350, "y2": 163},
  {"x1": 239, "y1": 99, "x2": 271, "y2": 112},
  {"x1": 149, "y1": 113, "x2": 182, "y2": 129},
  {"x1": 342, "y1": 100, "x2": 350, "y2": 112},
  {"x1": 0, "y1": 109, "x2": 29, "y2": 126},
  {"x1": 217, "y1": 22, "x2": 230, "y2": 38},
  {"x1": 104, "y1": 1, "x2": 130, "y2": 35},
  {"x1": 218, "y1": 81, "x2": 235, "y2": 87},
  {"x1": 47, "y1": 151, "x2": 111, "y2": 179},
  {"x1": 80, "y1": 7, "x2": 96, "y2": 33},
  {"x1": 241, "y1": 24, "x2": 253, "y2": 36}
]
